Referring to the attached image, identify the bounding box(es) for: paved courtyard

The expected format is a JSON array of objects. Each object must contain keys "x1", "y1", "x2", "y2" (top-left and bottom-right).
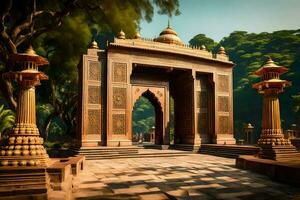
[{"x1": 72, "y1": 149, "x2": 300, "y2": 200}]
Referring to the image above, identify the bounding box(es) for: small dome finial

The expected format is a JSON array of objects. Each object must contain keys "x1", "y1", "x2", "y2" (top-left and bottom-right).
[
  {"x1": 267, "y1": 56, "x2": 273, "y2": 63},
  {"x1": 89, "y1": 39, "x2": 99, "y2": 49},
  {"x1": 201, "y1": 45, "x2": 206, "y2": 51},
  {"x1": 218, "y1": 46, "x2": 226, "y2": 55},
  {"x1": 134, "y1": 31, "x2": 141, "y2": 39},
  {"x1": 117, "y1": 30, "x2": 126, "y2": 39},
  {"x1": 25, "y1": 45, "x2": 37, "y2": 56}
]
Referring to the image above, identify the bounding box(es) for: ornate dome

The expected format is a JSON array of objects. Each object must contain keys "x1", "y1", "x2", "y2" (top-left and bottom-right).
[
  {"x1": 154, "y1": 26, "x2": 183, "y2": 45},
  {"x1": 134, "y1": 31, "x2": 141, "y2": 39},
  {"x1": 117, "y1": 30, "x2": 126, "y2": 39}
]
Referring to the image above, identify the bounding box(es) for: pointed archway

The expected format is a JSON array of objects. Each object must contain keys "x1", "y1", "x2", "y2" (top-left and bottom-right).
[{"x1": 132, "y1": 88, "x2": 164, "y2": 145}]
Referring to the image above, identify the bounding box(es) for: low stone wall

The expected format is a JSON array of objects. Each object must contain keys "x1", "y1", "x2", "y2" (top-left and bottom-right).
[{"x1": 236, "y1": 155, "x2": 300, "y2": 186}]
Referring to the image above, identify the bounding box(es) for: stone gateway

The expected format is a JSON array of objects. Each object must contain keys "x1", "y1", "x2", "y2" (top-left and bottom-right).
[{"x1": 77, "y1": 26, "x2": 235, "y2": 148}]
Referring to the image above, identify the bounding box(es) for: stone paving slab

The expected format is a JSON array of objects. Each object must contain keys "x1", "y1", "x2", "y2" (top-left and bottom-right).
[{"x1": 71, "y1": 149, "x2": 300, "y2": 200}]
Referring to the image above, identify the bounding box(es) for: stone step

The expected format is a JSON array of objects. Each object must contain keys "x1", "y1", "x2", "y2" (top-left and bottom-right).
[
  {"x1": 199, "y1": 144, "x2": 260, "y2": 158},
  {"x1": 84, "y1": 153, "x2": 190, "y2": 160}
]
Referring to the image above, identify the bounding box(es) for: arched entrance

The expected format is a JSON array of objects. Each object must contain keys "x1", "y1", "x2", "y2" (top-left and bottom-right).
[{"x1": 132, "y1": 86, "x2": 167, "y2": 145}]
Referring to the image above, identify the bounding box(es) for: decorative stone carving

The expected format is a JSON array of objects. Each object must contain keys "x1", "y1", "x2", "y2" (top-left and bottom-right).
[
  {"x1": 218, "y1": 75, "x2": 229, "y2": 93},
  {"x1": 113, "y1": 62, "x2": 127, "y2": 83},
  {"x1": 88, "y1": 61, "x2": 101, "y2": 81},
  {"x1": 88, "y1": 86, "x2": 101, "y2": 104},
  {"x1": 112, "y1": 114, "x2": 126, "y2": 135},
  {"x1": 219, "y1": 116, "x2": 230, "y2": 134},
  {"x1": 87, "y1": 110, "x2": 101, "y2": 134},
  {"x1": 218, "y1": 96, "x2": 229, "y2": 112},
  {"x1": 113, "y1": 87, "x2": 127, "y2": 109}
]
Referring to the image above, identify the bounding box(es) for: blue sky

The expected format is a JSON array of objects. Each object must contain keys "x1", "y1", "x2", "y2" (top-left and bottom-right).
[{"x1": 140, "y1": 0, "x2": 300, "y2": 43}]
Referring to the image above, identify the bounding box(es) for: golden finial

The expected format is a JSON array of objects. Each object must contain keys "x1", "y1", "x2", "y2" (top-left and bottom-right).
[
  {"x1": 25, "y1": 46, "x2": 37, "y2": 56},
  {"x1": 218, "y1": 46, "x2": 226, "y2": 55},
  {"x1": 134, "y1": 31, "x2": 141, "y2": 39},
  {"x1": 117, "y1": 30, "x2": 126, "y2": 39},
  {"x1": 266, "y1": 56, "x2": 274, "y2": 64},
  {"x1": 263, "y1": 56, "x2": 278, "y2": 67},
  {"x1": 89, "y1": 39, "x2": 99, "y2": 49}
]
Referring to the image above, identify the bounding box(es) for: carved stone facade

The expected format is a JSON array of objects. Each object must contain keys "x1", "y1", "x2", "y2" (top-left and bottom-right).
[
  {"x1": 78, "y1": 46, "x2": 104, "y2": 147},
  {"x1": 112, "y1": 114, "x2": 126, "y2": 135},
  {"x1": 88, "y1": 110, "x2": 101, "y2": 135},
  {"x1": 78, "y1": 30, "x2": 235, "y2": 147},
  {"x1": 113, "y1": 62, "x2": 127, "y2": 83},
  {"x1": 113, "y1": 87, "x2": 127, "y2": 109}
]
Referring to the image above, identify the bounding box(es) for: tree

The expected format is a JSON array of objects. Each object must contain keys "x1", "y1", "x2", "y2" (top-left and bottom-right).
[
  {"x1": 0, "y1": 0, "x2": 180, "y2": 140},
  {"x1": 0, "y1": 0, "x2": 180, "y2": 110},
  {"x1": 189, "y1": 34, "x2": 217, "y2": 51},
  {"x1": 0, "y1": 105, "x2": 15, "y2": 139}
]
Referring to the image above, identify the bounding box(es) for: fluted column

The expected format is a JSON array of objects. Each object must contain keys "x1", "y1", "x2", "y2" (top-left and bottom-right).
[
  {"x1": 258, "y1": 89, "x2": 290, "y2": 146},
  {"x1": 0, "y1": 79, "x2": 49, "y2": 167}
]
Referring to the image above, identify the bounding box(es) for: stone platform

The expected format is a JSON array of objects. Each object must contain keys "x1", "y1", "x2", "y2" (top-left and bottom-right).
[
  {"x1": 0, "y1": 156, "x2": 85, "y2": 200},
  {"x1": 199, "y1": 144, "x2": 260, "y2": 158},
  {"x1": 236, "y1": 155, "x2": 300, "y2": 186},
  {"x1": 72, "y1": 149, "x2": 300, "y2": 200},
  {"x1": 0, "y1": 167, "x2": 49, "y2": 200}
]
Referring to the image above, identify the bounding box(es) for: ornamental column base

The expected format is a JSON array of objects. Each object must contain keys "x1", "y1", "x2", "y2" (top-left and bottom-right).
[{"x1": 258, "y1": 129, "x2": 300, "y2": 160}]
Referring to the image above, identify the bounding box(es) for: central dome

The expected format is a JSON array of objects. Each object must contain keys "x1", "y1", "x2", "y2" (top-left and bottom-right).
[{"x1": 154, "y1": 26, "x2": 183, "y2": 45}]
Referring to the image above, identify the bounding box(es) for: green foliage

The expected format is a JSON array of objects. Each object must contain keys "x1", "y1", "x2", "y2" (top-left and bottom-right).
[
  {"x1": 188, "y1": 30, "x2": 300, "y2": 140},
  {"x1": 292, "y1": 93, "x2": 300, "y2": 124},
  {"x1": 0, "y1": 105, "x2": 15, "y2": 138},
  {"x1": 218, "y1": 29, "x2": 300, "y2": 138},
  {"x1": 0, "y1": 0, "x2": 180, "y2": 143},
  {"x1": 132, "y1": 97, "x2": 155, "y2": 135},
  {"x1": 189, "y1": 34, "x2": 217, "y2": 51}
]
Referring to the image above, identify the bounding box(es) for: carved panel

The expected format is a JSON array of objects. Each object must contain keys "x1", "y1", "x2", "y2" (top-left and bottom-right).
[
  {"x1": 113, "y1": 62, "x2": 127, "y2": 83},
  {"x1": 113, "y1": 87, "x2": 127, "y2": 109},
  {"x1": 88, "y1": 61, "x2": 101, "y2": 81},
  {"x1": 87, "y1": 109, "x2": 101, "y2": 134},
  {"x1": 197, "y1": 91, "x2": 207, "y2": 109},
  {"x1": 218, "y1": 96, "x2": 229, "y2": 112},
  {"x1": 197, "y1": 113, "x2": 207, "y2": 134},
  {"x1": 112, "y1": 114, "x2": 126, "y2": 135},
  {"x1": 218, "y1": 75, "x2": 229, "y2": 92},
  {"x1": 219, "y1": 116, "x2": 230, "y2": 134},
  {"x1": 88, "y1": 86, "x2": 101, "y2": 104}
]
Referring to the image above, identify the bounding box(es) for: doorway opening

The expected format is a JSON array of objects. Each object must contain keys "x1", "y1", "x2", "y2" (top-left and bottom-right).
[{"x1": 132, "y1": 90, "x2": 163, "y2": 145}]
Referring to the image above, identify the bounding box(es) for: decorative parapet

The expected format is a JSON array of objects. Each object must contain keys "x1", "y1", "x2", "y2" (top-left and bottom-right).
[{"x1": 110, "y1": 38, "x2": 232, "y2": 64}]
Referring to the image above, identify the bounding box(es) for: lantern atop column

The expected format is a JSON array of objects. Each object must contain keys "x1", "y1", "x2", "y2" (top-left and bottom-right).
[
  {"x1": 0, "y1": 46, "x2": 50, "y2": 167},
  {"x1": 252, "y1": 57, "x2": 291, "y2": 93},
  {"x1": 252, "y1": 57, "x2": 300, "y2": 160}
]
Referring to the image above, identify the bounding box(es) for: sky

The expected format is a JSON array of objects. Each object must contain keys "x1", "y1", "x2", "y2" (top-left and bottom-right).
[{"x1": 140, "y1": 0, "x2": 300, "y2": 43}]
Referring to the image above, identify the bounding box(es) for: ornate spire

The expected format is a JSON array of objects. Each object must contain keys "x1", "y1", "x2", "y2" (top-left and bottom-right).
[
  {"x1": 117, "y1": 30, "x2": 126, "y2": 39},
  {"x1": 134, "y1": 31, "x2": 141, "y2": 39},
  {"x1": 89, "y1": 39, "x2": 99, "y2": 49},
  {"x1": 218, "y1": 46, "x2": 226, "y2": 55},
  {"x1": 25, "y1": 46, "x2": 37, "y2": 56}
]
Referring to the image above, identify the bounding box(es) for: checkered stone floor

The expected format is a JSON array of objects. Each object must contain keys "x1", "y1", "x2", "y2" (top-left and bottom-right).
[{"x1": 72, "y1": 149, "x2": 300, "y2": 200}]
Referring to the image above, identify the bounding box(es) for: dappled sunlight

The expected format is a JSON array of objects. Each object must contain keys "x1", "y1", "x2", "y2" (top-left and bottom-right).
[{"x1": 72, "y1": 151, "x2": 300, "y2": 200}]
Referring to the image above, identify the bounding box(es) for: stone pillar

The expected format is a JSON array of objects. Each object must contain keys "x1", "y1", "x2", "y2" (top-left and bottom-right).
[
  {"x1": 259, "y1": 89, "x2": 283, "y2": 145},
  {"x1": 0, "y1": 50, "x2": 49, "y2": 167},
  {"x1": 253, "y1": 57, "x2": 300, "y2": 160},
  {"x1": 0, "y1": 47, "x2": 50, "y2": 199}
]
